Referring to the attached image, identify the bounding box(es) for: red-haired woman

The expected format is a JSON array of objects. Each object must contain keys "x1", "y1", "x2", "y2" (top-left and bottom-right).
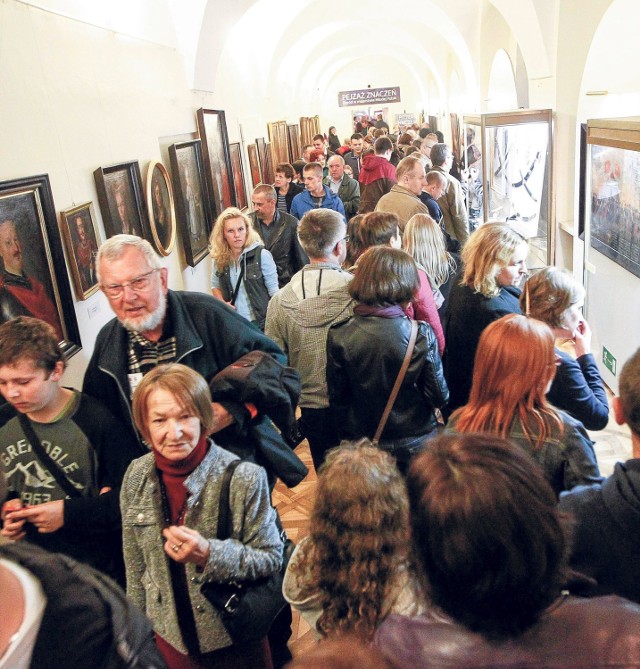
[{"x1": 446, "y1": 314, "x2": 603, "y2": 497}]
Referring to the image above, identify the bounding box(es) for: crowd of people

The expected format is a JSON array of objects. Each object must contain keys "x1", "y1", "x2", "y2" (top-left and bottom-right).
[{"x1": 1, "y1": 119, "x2": 640, "y2": 669}]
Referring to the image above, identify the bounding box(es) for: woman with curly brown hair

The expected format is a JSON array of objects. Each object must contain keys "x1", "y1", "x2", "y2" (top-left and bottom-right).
[{"x1": 282, "y1": 441, "x2": 425, "y2": 640}]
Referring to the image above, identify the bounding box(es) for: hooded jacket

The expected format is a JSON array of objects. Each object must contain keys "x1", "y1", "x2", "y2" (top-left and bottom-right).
[
  {"x1": 559, "y1": 458, "x2": 640, "y2": 603},
  {"x1": 290, "y1": 186, "x2": 346, "y2": 220},
  {"x1": 358, "y1": 154, "x2": 397, "y2": 214},
  {"x1": 265, "y1": 263, "x2": 354, "y2": 409}
]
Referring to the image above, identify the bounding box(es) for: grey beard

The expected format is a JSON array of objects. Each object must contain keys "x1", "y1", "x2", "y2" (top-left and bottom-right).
[{"x1": 121, "y1": 293, "x2": 167, "y2": 334}]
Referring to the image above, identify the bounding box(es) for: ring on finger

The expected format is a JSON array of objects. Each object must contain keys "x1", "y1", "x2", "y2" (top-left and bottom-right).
[{"x1": 171, "y1": 544, "x2": 180, "y2": 553}]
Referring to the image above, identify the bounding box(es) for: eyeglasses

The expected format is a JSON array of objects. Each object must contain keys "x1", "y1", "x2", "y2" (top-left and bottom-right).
[{"x1": 102, "y1": 269, "x2": 159, "y2": 298}]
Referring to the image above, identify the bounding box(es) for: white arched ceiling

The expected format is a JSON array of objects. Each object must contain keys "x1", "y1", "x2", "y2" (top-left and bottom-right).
[
  {"x1": 488, "y1": 0, "x2": 551, "y2": 79},
  {"x1": 487, "y1": 49, "x2": 518, "y2": 110},
  {"x1": 195, "y1": 0, "x2": 479, "y2": 118}
]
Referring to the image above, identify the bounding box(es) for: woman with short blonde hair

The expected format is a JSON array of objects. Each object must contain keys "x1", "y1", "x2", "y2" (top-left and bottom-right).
[{"x1": 522, "y1": 267, "x2": 609, "y2": 430}]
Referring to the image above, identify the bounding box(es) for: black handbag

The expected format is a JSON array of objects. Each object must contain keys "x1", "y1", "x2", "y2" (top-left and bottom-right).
[{"x1": 200, "y1": 459, "x2": 293, "y2": 643}]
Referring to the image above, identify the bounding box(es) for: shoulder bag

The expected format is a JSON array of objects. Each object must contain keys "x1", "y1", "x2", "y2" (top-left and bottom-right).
[
  {"x1": 372, "y1": 320, "x2": 418, "y2": 446},
  {"x1": 200, "y1": 459, "x2": 293, "y2": 643}
]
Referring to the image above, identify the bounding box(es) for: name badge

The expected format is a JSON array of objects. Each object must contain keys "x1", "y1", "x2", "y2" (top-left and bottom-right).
[{"x1": 128, "y1": 372, "x2": 144, "y2": 398}]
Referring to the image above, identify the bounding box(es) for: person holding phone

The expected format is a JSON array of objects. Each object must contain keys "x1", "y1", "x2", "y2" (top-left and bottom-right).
[{"x1": 522, "y1": 267, "x2": 609, "y2": 431}]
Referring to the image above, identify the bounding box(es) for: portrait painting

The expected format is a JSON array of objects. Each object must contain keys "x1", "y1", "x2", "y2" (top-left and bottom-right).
[
  {"x1": 196, "y1": 108, "x2": 236, "y2": 214},
  {"x1": 146, "y1": 161, "x2": 176, "y2": 257},
  {"x1": 287, "y1": 124, "x2": 301, "y2": 163},
  {"x1": 169, "y1": 139, "x2": 212, "y2": 267},
  {"x1": 93, "y1": 161, "x2": 148, "y2": 240},
  {"x1": 229, "y1": 143, "x2": 248, "y2": 210},
  {"x1": 0, "y1": 174, "x2": 81, "y2": 357},
  {"x1": 247, "y1": 144, "x2": 262, "y2": 188},
  {"x1": 60, "y1": 201, "x2": 101, "y2": 300}
]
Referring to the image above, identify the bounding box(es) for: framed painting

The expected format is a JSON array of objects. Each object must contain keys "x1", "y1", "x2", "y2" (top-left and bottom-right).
[
  {"x1": 247, "y1": 144, "x2": 262, "y2": 188},
  {"x1": 145, "y1": 161, "x2": 176, "y2": 256},
  {"x1": 0, "y1": 174, "x2": 81, "y2": 357},
  {"x1": 264, "y1": 143, "x2": 275, "y2": 185},
  {"x1": 196, "y1": 108, "x2": 236, "y2": 213},
  {"x1": 229, "y1": 143, "x2": 248, "y2": 210},
  {"x1": 168, "y1": 139, "x2": 212, "y2": 267},
  {"x1": 267, "y1": 120, "x2": 290, "y2": 166},
  {"x1": 256, "y1": 137, "x2": 268, "y2": 183},
  {"x1": 93, "y1": 160, "x2": 148, "y2": 240},
  {"x1": 60, "y1": 201, "x2": 100, "y2": 301},
  {"x1": 287, "y1": 123, "x2": 301, "y2": 163}
]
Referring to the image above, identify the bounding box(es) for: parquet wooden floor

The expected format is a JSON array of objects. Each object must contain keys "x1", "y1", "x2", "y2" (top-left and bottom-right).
[{"x1": 272, "y1": 439, "x2": 318, "y2": 658}]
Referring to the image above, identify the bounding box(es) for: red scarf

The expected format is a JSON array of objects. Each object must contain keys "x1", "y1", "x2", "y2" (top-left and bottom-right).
[{"x1": 154, "y1": 435, "x2": 208, "y2": 525}]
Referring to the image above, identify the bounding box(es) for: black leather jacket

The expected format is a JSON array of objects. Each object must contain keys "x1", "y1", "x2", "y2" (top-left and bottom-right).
[{"x1": 326, "y1": 314, "x2": 448, "y2": 441}]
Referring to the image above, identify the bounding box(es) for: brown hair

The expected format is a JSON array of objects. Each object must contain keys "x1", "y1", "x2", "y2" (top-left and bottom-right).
[
  {"x1": 0, "y1": 316, "x2": 65, "y2": 374},
  {"x1": 358, "y1": 212, "x2": 399, "y2": 250},
  {"x1": 407, "y1": 433, "x2": 567, "y2": 639},
  {"x1": 451, "y1": 314, "x2": 563, "y2": 448},
  {"x1": 298, "y1": 209, "x2": 345, "y2": 259},
  {"x1": 620, "y1": 348, "x2": 640, "y2": 436},
  {"x1": 349, "y1": 246, "x2": 418, "y2": 307},
  {"x1": 521, "y1": 266, "x2": 585, "y2": 328},
  {"x1": 304, "y1": 440, "x2": 412, "y2": 639},
  {"x1": 275, "y1": 163, "x2": 295, "y2": 180},
  {"x1": 132, "y1": 363, "x2": 215, "y2": 443}
]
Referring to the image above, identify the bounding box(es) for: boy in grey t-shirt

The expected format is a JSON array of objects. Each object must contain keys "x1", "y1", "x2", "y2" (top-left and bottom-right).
[{"x1": 0, "y1": 317, "x2": 139, "y2": 584}]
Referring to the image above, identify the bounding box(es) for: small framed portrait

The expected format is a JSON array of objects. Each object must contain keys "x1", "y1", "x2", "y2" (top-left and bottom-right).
[
  {"x1": 247, "y1": 144, "x2": 262, "y2": 188},
  {"x1": 229, "y1": 143, "x2": 248, "y2": 210},
  {"x1": 168, "y1": 139, "x2": 212, "y2": 267},
  {"x1": 145, "y1": 161, "x2": 176, "y2": 256},
  {"x1": 196, "y1": 108, "x2": 236, "y2": 214},
  {"x1": 93, "y1": 160, "x2": 148, "y2": 240},
  {"x1": 0, "y1": 174, "x2": 81, "y2": 357},
  {"x1": 287, "y1": 124, "x2": 301, "y2": 163},
  {"x1": 60, "y1": 201, "x2": 101, "y2": 300}
]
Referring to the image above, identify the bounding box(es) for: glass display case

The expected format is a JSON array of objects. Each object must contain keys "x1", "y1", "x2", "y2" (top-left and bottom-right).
[
  {"x1": 583, "y1": 117, "x2": 640, "y2": 392},
  {"x1": 463, "y1": 109, "x2": 554, "y2": 267}
]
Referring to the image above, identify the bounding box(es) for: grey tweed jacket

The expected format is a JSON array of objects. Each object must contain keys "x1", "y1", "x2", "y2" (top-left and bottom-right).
[{"x1": 120, "y1": 442, "x2": 283, "y2": 654}]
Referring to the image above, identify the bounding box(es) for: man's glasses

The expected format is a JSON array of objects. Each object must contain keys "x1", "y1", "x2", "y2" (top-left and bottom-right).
[{"x1": 102, "y1": 269, "x2": 158, "y2": 299}]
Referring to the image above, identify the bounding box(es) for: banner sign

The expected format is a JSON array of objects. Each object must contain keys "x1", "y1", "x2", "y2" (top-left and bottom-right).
[
  {"x1": 338, "y1": 87, "x2": 401, "y2": 108},
  {"x1": 395, "y1": 113, "x2": 418, "y2": 127}
]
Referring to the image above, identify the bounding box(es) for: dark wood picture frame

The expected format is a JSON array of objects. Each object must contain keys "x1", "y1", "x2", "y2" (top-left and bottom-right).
[
  {"x1": 229, "y1": 143, "x2": 248, "y2": 210},
  {"x1": 93, "y1": 160, "x2": 148, "y2": 240},
  {"x1": 196, "y1": 108, "x2": 236, "y2": 214},
  {"x1": 145, "y1": 161, "x2": 176, "y2": 257},
  {"x1": 264, "y1": 143, "x2": 275, "y2": 185},
  {"x1": 256, "y1": 137, "x2": 268, "y2": 184},
  {"x1": 287, "y1": 124, "x2": 301, "y2": 163},
  {"x1": 168, "y1": 139, "x2": 212, "y2": 267},
  {"x1": 60, "y1": 201, "x2": 101, "y2": 301},
  {"x1": 247, "y1": 144, "x2": 262, "y2": 188},
  {"x1": 267, "y1": 120, "x2": 290, "y2": 166},
  {"x1": 0, "y1": 174, "x2": 81, "y2": 357}
]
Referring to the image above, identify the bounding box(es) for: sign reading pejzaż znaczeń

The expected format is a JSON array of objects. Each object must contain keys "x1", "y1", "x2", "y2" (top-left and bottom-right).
[{"x1": 338, "y1": 87, "x2": 401, "y2": 108}]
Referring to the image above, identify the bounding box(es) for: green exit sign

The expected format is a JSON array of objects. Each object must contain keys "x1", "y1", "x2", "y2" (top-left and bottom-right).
[{"x1": 603, "y1": 346, "x2": 617, "y2": 375}]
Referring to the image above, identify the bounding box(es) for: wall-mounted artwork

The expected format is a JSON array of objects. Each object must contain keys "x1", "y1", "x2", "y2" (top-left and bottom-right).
[
  {"x1": 196, "y1": 108, "x2": 236, "y2": 213},
  {"x1": 0, "y1": 174, "x2": 81, "y2": 356},
  {"x1": 145, "y1": 161, "x2": 176, "y2": 256},
  {"x1": 93, "y1": 160, "x2": 147, "y2": 239},
  {"x1": 247, "y1": 144, "x2": 262, "y2": 188},
  {"x1": 229, "y1": 143, "x2": 248, "y2": 210},
  {"x1": 169, "y1": 139, "x2": 212, "y2": 267},
  {"x1": 267, "y1": 120, "x2": 290, "y2": 166},
  {"x1": 287, "y1": 124, "x2": 301, "y2": 163},
  {"x1": 60, "y1": 201, "x2": 100, "y2": 301},
  {"x1": 256, "y1": 137, "x2": 268, "y2": 184}
]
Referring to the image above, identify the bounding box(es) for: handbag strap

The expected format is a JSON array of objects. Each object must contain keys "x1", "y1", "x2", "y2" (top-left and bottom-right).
[
  {"x1": 373, "y1": 320, "x2": 418, "y2": 446},
  {"x1": 216, "y1": 459, "x2": 242, "y2": 540},
  {"x1": 17, "y1": 412, "x2": 81, "y2": 499},
  {"x1": 229, "y1": 261, "x2": 246, "y2": 306}
]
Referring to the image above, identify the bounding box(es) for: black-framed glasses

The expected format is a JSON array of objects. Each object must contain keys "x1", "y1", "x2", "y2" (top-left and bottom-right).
[{"x1": 102, "y1": 268, "x2": 159, "y2": 299}]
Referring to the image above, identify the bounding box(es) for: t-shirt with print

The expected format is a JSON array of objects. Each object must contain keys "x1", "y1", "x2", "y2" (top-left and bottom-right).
[{"x1": 0, "y1": 390, "x2": 139, "y2": 583}]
